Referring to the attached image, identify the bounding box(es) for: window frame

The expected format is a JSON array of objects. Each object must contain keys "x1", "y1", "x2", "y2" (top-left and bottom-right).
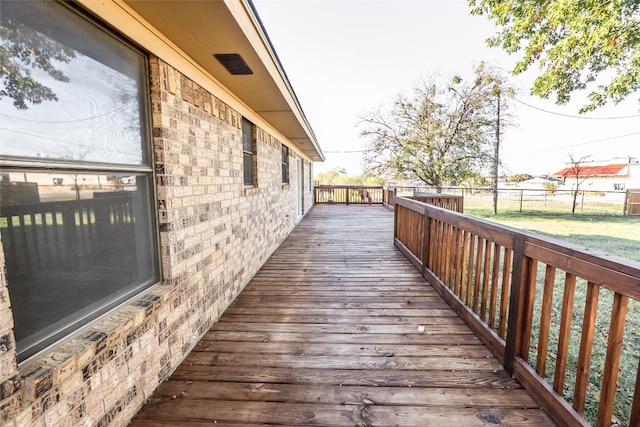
[
  {"x1": 0, "y1": 1, "x2": 160, "y2": 362},
  {"x1": 242, "y1": 118, "x2": 256, "y2": 188},
  {"x1": 281, "y1": 145, "x2": 290, "y2": 185}
]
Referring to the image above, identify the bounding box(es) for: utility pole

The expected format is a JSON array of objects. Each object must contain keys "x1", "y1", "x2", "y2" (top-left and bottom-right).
[{"x1": 492, "y1": 87, "x2": 500, "y2": 215}]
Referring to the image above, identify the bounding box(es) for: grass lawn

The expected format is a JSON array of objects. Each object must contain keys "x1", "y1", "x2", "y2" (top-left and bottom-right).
[{"x1": 464, "y1": 195, "x2": 640, "y2": 263}]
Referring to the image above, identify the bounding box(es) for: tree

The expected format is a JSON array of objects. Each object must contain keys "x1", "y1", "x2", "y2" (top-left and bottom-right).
[
  {"x1": 507, "y1": 174, "x2": 533, "y2": 183},
  {"x1": 314, "y1": 168, "x2": 384, "y2": 186},
  {"x1": 360, "y1": 63, "x2": 511, "y2": 193},
  {"x1": 469, "y1": 0, "x2": 640, "y2": 112},
  {"x1": 564, "y1": 154, "x2": 593, "y2": 214},
  {"x1": 315, "y1": 167, "x2": 348, "y2": 185}
]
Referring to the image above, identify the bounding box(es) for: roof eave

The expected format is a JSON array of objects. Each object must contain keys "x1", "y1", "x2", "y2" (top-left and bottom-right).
[{"x1": 122, "y1": 0, "x2": 324, "y2": 162}]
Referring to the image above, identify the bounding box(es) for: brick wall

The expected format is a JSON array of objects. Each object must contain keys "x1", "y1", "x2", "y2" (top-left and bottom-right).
[{"x1": 0, "y1": 57, "x2": 311, "y2": 427}]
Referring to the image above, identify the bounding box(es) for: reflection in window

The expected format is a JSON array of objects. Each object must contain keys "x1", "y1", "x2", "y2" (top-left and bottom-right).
[
  {"x1": 0, "y1": 1, "x2": 146, "y2": 165},
  {"x1": 0, "y1": 1, "x2": 158, "y2": 361}
]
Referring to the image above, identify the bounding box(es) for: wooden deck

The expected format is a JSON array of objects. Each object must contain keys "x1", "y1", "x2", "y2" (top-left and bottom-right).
[{"x1": 131, "y1": 205, "x2": 555, "y2": 426}]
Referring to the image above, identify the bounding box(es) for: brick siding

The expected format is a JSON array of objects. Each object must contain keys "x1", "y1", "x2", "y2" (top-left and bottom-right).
[{"x1": 0, "y1": 57, "x2": 312, "y2": 427}]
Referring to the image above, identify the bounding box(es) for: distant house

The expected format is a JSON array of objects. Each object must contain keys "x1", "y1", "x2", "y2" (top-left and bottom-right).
[
  {"x1": 0, "y1": 1, "x2": 323, "y2": 426},
  {"x1": 552, "y1": 159, "x2": 640, "y2": 192},
  {"x1": 493, "y1": 176, "x2": 560, "y2": 197}
]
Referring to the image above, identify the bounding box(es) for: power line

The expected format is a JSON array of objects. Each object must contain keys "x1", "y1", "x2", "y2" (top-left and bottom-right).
[
  {"x1": 513, "y1": 97, "x2": 640, "y2": 119},
  {"x1": 324, "y1": 149, "x2": 370, "y2": 154},
  {"x1": 0, "y1": 127, "x2": 140, "y2": 158},
  {"x1": 0, "y1": 108, "x2": 121, "y2": 124},
  {"x1": 507, "y1": 131, "x2": 640, "y2": 155},
  {"x1": 1, "y1": 127, "x2": 80, "y2": 145},
  {"x1": 554, "y1": 131, "x2": 640, "y2": 150}
]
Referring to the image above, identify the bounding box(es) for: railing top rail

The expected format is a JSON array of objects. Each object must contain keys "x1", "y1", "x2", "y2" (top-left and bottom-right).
[
  {"x1": 396, "y1": 196, "x2": 640, "y2": 299},
  {"x1": 413, "y1": 191, "x2": 463, "y2": 198},
  {"x1": 315, "y1": 185, "x2": 384, "y2": 188}
]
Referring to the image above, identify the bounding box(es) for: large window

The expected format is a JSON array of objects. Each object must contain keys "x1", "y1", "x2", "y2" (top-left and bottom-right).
[
  {"x1": 281, "y1": 145, "x2": 290, "y2": 184},
  {"x1": 242, "y1": 118, "x2": 256, "y2": 187},
  {"x1": 0, "y1": 1, "x2": 159, "y2": 361}
]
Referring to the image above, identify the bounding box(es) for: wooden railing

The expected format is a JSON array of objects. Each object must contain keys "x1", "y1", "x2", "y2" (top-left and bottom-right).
[
  {"x1": 393, "y1": 196, "x2": 640, "y2": 427},
  {"x1": 383, "y1": 187, "x2": 464, "y2": 212},
  {"x1": 314, "y1": 185, "x2": 384, "y2": 204},
  {"x1": 0, "y1": 193, "x2": 136, "y2": 273},
  {"x1": 411, "y1": 191, "x2": 463, "y2": 213},
  {"x1": 382, "y1": 187, "x2": 392, "y2": 207}
]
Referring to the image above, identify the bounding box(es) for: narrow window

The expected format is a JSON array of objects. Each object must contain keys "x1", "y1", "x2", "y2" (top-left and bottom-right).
[
  {"x1": 281, "y1": 145, "x2": 290, "y2": 184},
  {"x1": 242, "y1": 118, "x2": 256, "y2": 187},
  {"x1": 0, "y1": 1, "x2": 159, "y2": 361}
]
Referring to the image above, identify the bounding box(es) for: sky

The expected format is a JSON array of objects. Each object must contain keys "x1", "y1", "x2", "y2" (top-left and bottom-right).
[{"x1": 252, "y1": 0, "x2": 640, "y2": 178}]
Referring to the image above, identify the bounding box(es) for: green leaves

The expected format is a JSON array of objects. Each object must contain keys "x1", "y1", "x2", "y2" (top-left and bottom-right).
[
  {"x1": 469, "y1": 0, "x2": 640, "y2": 112},
  {"x1": 360, "y1": 65, "x2": 513, "y2": 190},
  {"x1": 0, "y1": 17, "x2": 75, "y2": 109}
]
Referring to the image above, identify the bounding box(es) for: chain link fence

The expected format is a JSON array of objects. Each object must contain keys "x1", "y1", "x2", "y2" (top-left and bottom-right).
[{"x1": 390, "y1": 186, "x2": 635, "y2": 215}]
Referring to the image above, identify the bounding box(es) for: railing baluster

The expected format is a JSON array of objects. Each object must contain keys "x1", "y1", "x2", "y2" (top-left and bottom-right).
[
  {"x1": 454, "y1": 228, "x2": 465, "y2": 296},
  {"x1": 40, "y1": 209, "x2": 51, "y2": 266},
  {"x1": 5, "y1": 216, "x2": 18, "y2": 270},
  {"x1": 498, "y1": 247, "x2": 512, "y2": 340},
  {"x1": 519, "y1": 258, "x2": 538, "y2": 361},
  {"x1": 30, "y1": 212, "x2": 42, "y2": 267},
  {"x1": 421, "y1": 206, "x2": 431, "y2": 274},
  {"x1": 573, "y1": 281, "x2": 599, "y2": 415},
  {"x1": 438, "y1": 221, "x2": 446, "y2": 281},
  {"x1": 472, "y1": 237, "x2": 484, "y2": 313},
  {"x1": 435, "y1": 220, "x2": 444, "y2": 277},
  {"x1": 596, "y1": 292, "x2": 629, "y2": 427},
  {"x1": 443, "y1": 222, "x2": 450, "y2": 280},
  {"x1": 18, "y1": 214, "x2": 30, "y2": 269},
  {"x1": 465, "y1": 234, "x2": 475, "y2": 307},
  {"x1": 51, "y1": 208, "x2": 61, "y2": 265},
  {"x1": 480, "y1": 239, "x2": 492, "y2": 320},
  {"x1": 428, "y1": 216, "x2": 436, "y2": 271},
  {"x1": 443, "y1": 223, "x2": 453, "y2": 287},
  {"x1": 488, "y1": 244, "x2": 501, "y2": 331},
  {"x1": 537, "y1": 265, "x2": 556, "y2": 377},
  {"x1": 554, "y1": 272, "x2": 577, "y2": 393}
]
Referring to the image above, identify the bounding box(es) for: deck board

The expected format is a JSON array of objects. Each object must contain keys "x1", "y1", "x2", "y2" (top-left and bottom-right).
[{"x1": 131, "y1": 205, "x2": 555, "y2": 426}]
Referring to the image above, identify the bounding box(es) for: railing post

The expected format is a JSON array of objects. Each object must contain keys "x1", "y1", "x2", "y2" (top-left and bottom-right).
[
  {"x1": 504, "y1": 234, "x2": 526, "y2": 376},
  {"x1": 393, "y1": 201, "x2": 399, "y2": 242}
]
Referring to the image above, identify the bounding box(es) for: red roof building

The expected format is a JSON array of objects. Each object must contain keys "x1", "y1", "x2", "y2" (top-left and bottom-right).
[
  {"x1": 552, "y1": 163, "x2": 628, "y2": 178},
  {"x1": 552, "y1": 161, "x2": 639, "y2": 192}
]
